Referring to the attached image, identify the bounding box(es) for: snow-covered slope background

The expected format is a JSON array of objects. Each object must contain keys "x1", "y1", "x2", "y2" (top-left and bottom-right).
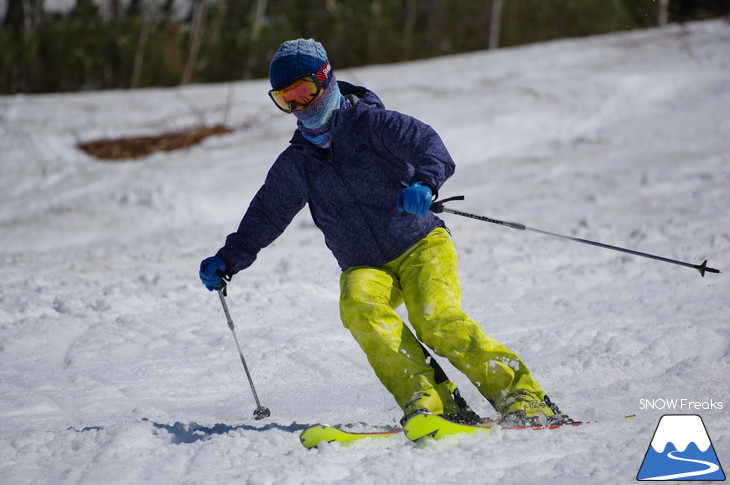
[{"x1": 1, "y1": 20, "x2": 728, "y2": 485}]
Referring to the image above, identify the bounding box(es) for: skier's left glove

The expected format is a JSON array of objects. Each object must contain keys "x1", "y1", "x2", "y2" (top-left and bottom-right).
[
  {"x1": 396, "y1": 182, "x2": 433, "y2": 217},
  {"x1": 199, "y1": 256, "x2": 228, "y2": 291}
]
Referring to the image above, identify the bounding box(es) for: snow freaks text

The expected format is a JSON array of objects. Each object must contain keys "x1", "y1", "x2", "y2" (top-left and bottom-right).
[{"x1": 639, "y1": 399, "x2": 724, "y2": 411}]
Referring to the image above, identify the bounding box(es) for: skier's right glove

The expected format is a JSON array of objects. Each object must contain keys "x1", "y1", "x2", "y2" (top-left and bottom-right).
[
  {"x1": 199, "y1": 256, "x2": 228, "y2": 291},
  {"x1": 396, "y1": 182, "x2": 433, "y2": 217}
]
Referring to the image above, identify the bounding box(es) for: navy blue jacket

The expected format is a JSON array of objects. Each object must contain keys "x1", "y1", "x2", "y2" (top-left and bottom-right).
[{"x1": 217, "y1": 81, "x2": 456, "y2": 273}]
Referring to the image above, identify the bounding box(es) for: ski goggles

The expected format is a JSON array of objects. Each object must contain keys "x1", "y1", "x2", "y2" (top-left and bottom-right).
[{"x1": 268, "y1": 61, "x2": 332, "y2": 113}]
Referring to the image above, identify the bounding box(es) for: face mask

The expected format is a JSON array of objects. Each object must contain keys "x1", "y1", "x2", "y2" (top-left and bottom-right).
[{"x1": 293, "y1": 76, "x2": 342, "y2": 129}]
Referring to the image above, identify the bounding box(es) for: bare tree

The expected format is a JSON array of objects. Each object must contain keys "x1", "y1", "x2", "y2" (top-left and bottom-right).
[
  {"x1": 368, "y1": 0, "x2": 382, "y2": 63},
  {"x1": 4, "y1": 0, "x2": 44, "y2": 31},
  {"x1": 425, "y1": 0, "x2": 437, "y2": 56},
  {"x1": 243, "y1": 0, "x2": 268, "y2": 79},
  {"x1": 658, "y1": 0, "x2": 670, "y2": 26},
  {"x1": 127, "y1": 0, "x2": 143, "y2": 17},
  {"x1": 3, "y1": 0, "x2": 25, "y2": 29},
  {"x1": 130, "y1": 8, "x2": 153, "y2": 88},
  {"x1": 74, "y1": 0, "x2": 96, "y2": 14},
  {"x1": 402, "y1": 0, "x2": 418, "y2": 59},
  {"x1": 488, "y1": 0, "x2": 503, "y2": 50},
  {"x1": 181, "y1": 0, "x2": 207, "y2": 85},
  {"x1": 250, "y1": 0, "x2": 268, "y2": 40},
  {"x1": 27, "y1": 0, "x2": 44, "y2": 27},
  {"x1": 109, "y1": 0, "x2": 121, "y2": 20},
  {"x1": 162, "y1": 0, "x2": 176, "y2": 15}
]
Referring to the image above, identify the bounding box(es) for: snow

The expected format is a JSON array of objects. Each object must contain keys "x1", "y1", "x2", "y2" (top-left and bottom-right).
[
  {"x1": 650, "y1": 415, "x2": 711, "y2": 453},
  {"x1": 1, "y1": 20, "x2": 729, "y2": 485}
]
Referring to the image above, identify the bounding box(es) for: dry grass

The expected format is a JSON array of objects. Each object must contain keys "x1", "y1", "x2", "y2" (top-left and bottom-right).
[{"x1": 78, "y1": 124, "x2": 233, "y2": 160}]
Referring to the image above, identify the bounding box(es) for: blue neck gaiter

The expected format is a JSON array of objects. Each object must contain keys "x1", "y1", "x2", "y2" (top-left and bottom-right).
[{"x1": 294, "y1": 77, "x2": 345, "y2": 149}]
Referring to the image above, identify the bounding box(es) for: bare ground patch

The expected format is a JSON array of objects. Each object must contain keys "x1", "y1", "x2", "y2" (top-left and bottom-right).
[{"x1": 78, "y1": 124, "x2": 233, "y2": 160}]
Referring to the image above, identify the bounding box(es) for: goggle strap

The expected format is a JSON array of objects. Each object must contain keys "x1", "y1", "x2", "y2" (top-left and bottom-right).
[{"x1": 314, "y1": 60, "x2": 332, "y2": 86}]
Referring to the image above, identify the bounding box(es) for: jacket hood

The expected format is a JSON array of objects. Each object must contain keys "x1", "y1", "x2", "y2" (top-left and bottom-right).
[{"x1": 338, "y1": 81, "x2": 385, "y2": 111}]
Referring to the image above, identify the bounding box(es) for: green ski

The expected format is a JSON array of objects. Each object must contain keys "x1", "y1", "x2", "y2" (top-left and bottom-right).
[
  {"x1": 403, "y1": 413, "x2": 496, "y2": 441},
  {"x1": 300, "y1": 414, "x2": 636, "y2": 447},
  {"x1": 300, "y1": 424, "x2": 402, "y2": 449},
  {"x1": 403, "y1": 412, "x2": 636, "y2": 442}
]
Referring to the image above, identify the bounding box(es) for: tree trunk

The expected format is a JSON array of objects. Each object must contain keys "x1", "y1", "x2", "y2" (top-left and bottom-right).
[
  {"x1": 127, "y1": 0, "x2": 142, "y2": 17},
  {"x1": 425, "y1": 0, "x2": 437, "y2": 56},
  {"x1": 109, "y1": 0, "x2": 121, "y2": 20},
  {"x1": 402, "y1": 0, "x2": 417, "y2": 60},
  {"x1": 488, "y1": 0, "x2": 503, "y2": 50},
  {"x1": 368, "y1": 0, "x2": 382, "y2": 63},
  {"x1": 3, "y1": 0, "x2": 24, "y2": 29},
  {"x1": 243, "y1": 0, "x2": 268, "y2": 79},
  {"x1": 162, "y1": 0, "x2": 176, "y2": 14},
  {"x1": 658, "y1": 0, "x2": 670, "y2": 26},
  {"x1": 181, "y1": 0, "x2": 207, "y2": 85},
  {"x1": 249, "y1": 0, "x2": 267, "y2": 40},
  {"x1": 130, "y1": 11, "x2": 152, "y2": 88},
  {"x1": 25, "y1": 0, "x2": 44, "y2": 27}
]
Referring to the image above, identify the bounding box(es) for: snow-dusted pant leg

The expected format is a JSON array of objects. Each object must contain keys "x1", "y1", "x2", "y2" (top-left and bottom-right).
[
  {"x1": 339, "y1": 266, "x2": 460, "y2": 416},
  {"x1": 386, "y1": 228, "x2": 547, "y2": 415}
]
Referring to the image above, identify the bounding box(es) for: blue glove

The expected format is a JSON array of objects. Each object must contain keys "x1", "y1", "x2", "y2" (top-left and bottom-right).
[
  {"x1": 396, "y1": 182, "x2": 433, "y2": 217},
  {"x1": 199, "y1": 256, "x2": 228, "y2": 291}
]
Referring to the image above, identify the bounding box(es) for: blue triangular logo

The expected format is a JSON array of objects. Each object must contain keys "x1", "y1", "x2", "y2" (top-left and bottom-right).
[{"x1": 637, "y1": 414, "x2": 726, "y2": 481}]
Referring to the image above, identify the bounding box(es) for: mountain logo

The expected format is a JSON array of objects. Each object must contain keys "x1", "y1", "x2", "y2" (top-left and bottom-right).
[{"x1": 637, "y1": 414, "x2": 725, "y2": 481}]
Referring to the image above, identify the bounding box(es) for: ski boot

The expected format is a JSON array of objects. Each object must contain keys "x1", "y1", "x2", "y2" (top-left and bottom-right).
[{"x1": 499, "y1": 395, "x2": 577, "y2": 427}]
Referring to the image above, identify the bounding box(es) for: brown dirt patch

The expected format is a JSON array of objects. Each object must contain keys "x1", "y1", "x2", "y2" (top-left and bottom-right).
[{"x1": 78, "y1": 124, "x2": 233, "y2": 160}]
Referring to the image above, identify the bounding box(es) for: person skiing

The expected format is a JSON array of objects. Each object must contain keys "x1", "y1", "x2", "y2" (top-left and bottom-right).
[{"x1": 199, "y1": 38, "x2": 571, "y2": 427}]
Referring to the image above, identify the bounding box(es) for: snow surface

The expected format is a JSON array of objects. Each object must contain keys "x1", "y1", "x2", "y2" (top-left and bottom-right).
[{"x1": 1, "y1": 20, "x2": 729, "y2": 485}]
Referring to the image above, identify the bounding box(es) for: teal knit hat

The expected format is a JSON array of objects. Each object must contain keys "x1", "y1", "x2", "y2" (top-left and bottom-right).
[{"x1": 269, "y1": 39, "x2": 332, "y2": 88}]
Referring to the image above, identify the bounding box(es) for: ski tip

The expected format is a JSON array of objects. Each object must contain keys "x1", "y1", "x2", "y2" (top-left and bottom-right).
[{"x1": 299, "y1": 425, "x2": 330, "y2": 449}]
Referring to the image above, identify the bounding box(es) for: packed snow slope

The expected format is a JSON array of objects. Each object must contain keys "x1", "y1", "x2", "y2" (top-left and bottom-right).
[{"x1": 1, "y1": 20, "x2": 728, "y2": 485}]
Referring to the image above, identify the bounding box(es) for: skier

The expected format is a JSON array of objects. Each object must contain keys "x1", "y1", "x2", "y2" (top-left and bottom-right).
[{"x1": 199, "y1": 39, "x2": 571, "y2": 427}]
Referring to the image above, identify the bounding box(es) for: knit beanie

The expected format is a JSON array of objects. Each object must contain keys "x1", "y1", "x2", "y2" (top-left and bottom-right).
[
  {"x1": 270, "y1": 39, "x2": 347, "y2": 148},
  {"x1": 269, "y1": 39, "x2": 332, "y2": 89}
]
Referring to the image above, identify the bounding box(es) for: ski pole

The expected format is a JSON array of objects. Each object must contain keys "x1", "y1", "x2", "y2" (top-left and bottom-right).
[
  {"x1": 431, "y1": 196, "x2": 720, "y2": 277},
  {"x1": 215, "y1": 279, "x2": 271, "y2": 420}
]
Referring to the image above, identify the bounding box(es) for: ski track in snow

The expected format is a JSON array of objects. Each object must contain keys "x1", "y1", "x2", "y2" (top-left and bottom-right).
[{"x1": 1, "y1": 21, "x2": 729, "y2": 485}]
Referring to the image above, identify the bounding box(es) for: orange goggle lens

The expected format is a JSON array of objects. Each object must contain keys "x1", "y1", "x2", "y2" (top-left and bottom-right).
[{"x1": 268, "y1": 76, "x2": 322, "y2": 113}]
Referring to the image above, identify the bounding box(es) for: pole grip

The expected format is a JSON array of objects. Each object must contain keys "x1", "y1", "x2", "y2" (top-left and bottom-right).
[{"x1": 431, "y1": 195, "x2": 465, "y2": 213}]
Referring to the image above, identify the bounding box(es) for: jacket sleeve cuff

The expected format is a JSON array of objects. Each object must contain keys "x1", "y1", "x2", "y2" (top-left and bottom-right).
[{"x1": 413, "y1": 180, "x2": 438, "y2": 200}]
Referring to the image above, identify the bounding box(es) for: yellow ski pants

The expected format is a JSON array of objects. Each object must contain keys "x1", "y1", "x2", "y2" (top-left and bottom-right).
[{"x1": 340, "y1": 227, "x2": 546, "y2": 417}]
